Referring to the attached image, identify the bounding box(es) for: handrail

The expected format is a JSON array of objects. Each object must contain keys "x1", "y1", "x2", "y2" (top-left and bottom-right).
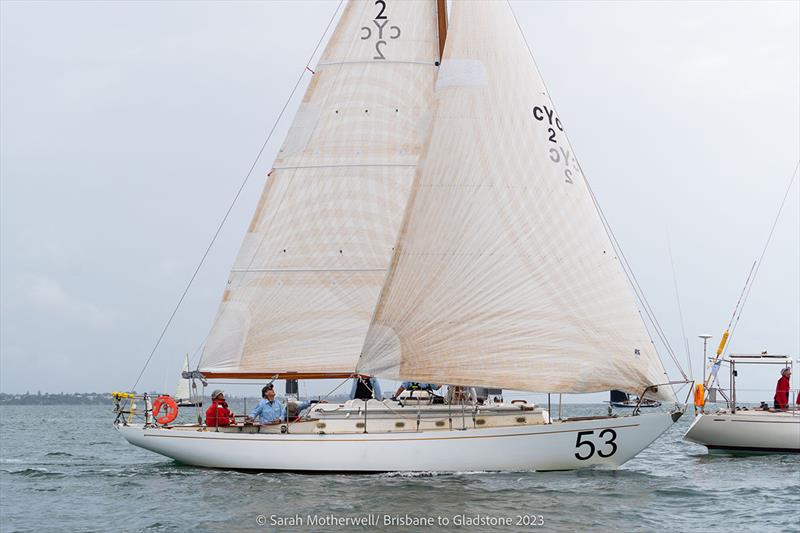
[{"x1": 632, "y1": 380, "x2": 692, "y2": 415}]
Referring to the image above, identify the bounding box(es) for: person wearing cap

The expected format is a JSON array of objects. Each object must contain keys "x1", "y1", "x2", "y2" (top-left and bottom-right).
[
  {"x1": 249, "y1": 384, "x2": 285, "y2": 424},
  {"x1": 205, "y1": 389, "x2": 236, "y2": 427},
  {"x1": 773, "y1": 367, "x2": 791, "y2": 410}
]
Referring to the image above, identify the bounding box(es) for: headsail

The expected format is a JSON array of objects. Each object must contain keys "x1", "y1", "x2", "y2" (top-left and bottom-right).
[
  {"x1": 198, "y1": 0, "x2": 441, "y2": 378},
  {"x1": 175, "y1": 355, "x2": 201, "y2": 406},
  {"x1": 357, "y1": 0, "x2": 675, "y2": 401},
  {"x1": 175, "y1": 355, "x2": 191, "y2": 401}
]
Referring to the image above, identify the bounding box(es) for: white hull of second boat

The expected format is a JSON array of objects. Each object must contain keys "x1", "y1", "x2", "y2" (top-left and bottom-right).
[
  {"x1": 116, "y1": 411, "x2": 679, "y2": 472},
  {"x1": 683, "y1": 410, "x2": 800, "y2": 454}
]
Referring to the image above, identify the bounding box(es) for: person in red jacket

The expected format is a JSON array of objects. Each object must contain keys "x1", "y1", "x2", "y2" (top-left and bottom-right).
[
  {"x1": 773, "y1": 367, "x2": 791, "y2": 410},
  {"x1": 205, "y1": 389, "x2": 236, "y2": 427}
]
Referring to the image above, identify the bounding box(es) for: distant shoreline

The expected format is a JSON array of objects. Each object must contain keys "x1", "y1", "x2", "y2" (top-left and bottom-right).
[
  {"x1": 0, "y1": 392, "x2": 352, "y2": 406},
  {"x1": 0, "y1": 393, "x2": 113, "y2": 405}
]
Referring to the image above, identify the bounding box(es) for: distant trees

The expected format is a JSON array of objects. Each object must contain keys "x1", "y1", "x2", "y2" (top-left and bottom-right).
[{"x1": 0, "y1": 392, "x2": 113, "y2": 405}]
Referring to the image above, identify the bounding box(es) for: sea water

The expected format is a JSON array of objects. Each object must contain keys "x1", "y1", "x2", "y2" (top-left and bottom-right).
[{"x1": 1, "y1": 404, "x2": 798, "y2": 532}]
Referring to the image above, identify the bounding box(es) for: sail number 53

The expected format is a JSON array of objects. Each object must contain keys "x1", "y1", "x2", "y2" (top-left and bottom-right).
[{"x1": 574, "y1": 429, "x2": 617, "y2": 460}]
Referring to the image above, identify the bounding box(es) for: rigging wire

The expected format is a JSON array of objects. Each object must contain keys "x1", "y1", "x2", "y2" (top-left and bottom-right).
[
  {"x1": 668, "y1": 238, "x2": 692, "y2": 379},
  {"x1": 129, "y1": 1, "x2": 345, "y2": 392},
  {"x1": 723, "y1": 160, "x2": 799, "y2": 357},
  {"x1": 589, "y1": 183, "x2": 688, "y2": 379},
  {"x1": 704, "y1": 263, "x2": 756, "y2": 387},
  {"x1": 724, "y1": 262, "x2": 757, "y2": 336},
  {"x1": 226, "y1": 0, "x2": 360, "y2": 301},
  {"x1": 187, "y1": 333, "x2": 209, "y2": 370},
  {"x1": 507, "y1": 0, "x2": 687, "y2": 381}
]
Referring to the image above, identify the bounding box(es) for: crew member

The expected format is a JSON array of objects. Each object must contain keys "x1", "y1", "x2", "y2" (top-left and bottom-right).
[
  {"x1": 774, "y1": 367, "x2": 791, "y2": 410},
  {"x1": 249, "y1": 384, "x2": 285, "y2": 424},
  {"x1": 205, "y1": 389, "x2": 236, "y2": 427}
]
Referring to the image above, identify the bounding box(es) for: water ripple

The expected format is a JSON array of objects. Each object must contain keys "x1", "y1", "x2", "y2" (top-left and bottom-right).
[{"x1": 1, "y1": 404, "x2": 797, "y2": 532}]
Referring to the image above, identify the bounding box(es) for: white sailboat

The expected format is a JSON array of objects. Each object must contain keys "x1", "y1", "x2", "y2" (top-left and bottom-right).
[
  {"x1": 684, "y1": 354, "x2": 800, "y2": 454},
  {"x1": 682, "y1": 158, "x2": 799, "y2": 455},
  {"x1": 115, "y1": 0, "x2": 685, "y2": 472},
  {"x1": 174, "y1": 355, "x2": 202, "y2": 407},
  {"x1": 609, "y1": 390, "x2": 661, "y2": 409}
]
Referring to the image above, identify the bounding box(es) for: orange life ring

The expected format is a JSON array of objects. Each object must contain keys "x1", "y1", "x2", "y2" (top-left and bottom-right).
[{"x1": 152, "y1": 395, "x2": 178, "y2": 425}]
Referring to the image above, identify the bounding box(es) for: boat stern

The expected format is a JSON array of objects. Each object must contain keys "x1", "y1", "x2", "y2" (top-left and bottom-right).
[{"x1": 683, "y1": 411, "x2": 800, "y2": 453}]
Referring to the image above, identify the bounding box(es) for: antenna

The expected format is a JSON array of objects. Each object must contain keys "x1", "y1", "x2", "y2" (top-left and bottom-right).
[{"x1": 698, "y1": 334, "x2": 712, "y2": 385}]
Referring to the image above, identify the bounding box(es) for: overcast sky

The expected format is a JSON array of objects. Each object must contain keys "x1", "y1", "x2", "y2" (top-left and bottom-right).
[{"x1": 1, "y1": 1, "x2": 798, "y2": 403}]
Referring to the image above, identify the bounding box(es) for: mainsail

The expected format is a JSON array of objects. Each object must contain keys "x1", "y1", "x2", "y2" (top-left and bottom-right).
[
  {"x1": 357, "y1": 0, "x2": 675, "y2": 401},
  {"x1": 198, "y1": 0, "x2": 441, "y2": 377}
]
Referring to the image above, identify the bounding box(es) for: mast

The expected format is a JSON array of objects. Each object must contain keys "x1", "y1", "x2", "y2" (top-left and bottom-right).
[{"x1": 436, "y1": 0, "x2": 447, "y2": 61}]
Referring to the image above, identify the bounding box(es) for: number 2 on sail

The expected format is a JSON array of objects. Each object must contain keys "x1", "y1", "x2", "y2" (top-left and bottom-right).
[
  {"x1": 574, "y1": 429, "x2": 618, "y2": 460},
  {"x1": 361, "y1": 1, "x2": 401, "y2": 60}
]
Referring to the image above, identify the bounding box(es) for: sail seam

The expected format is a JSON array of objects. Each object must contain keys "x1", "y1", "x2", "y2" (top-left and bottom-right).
[
  {"x1": 317, "y1": 59, "x2": 437, "y2": 67},
  {"x1": 230, "y1": 268, "x2": 387, "y2": 273},
  {"x1": 273, "y1": 163, "x2": 416, "y2": 170}
]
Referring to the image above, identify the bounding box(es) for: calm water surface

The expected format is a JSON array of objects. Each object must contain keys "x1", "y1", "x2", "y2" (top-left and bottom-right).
[{"x1": 1, "y1": 404, "x2": 798, "y2": 532}]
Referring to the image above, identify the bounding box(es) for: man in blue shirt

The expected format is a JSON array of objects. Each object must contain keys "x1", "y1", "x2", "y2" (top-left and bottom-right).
[{"x1": 249, "y1": 384, "x2": 285, "y2": 424}]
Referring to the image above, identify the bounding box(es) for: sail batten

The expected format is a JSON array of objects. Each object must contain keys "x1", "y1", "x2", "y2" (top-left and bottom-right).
[
  {"x1": 198, "y1": 0, "x2": 440, "y2": 377},
  {"x1": 356, "y1": 0, "x2": 675, "y2": 401}
]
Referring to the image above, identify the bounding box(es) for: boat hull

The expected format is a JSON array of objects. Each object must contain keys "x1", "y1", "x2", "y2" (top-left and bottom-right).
[
  {"x1": 683, "y1": 410, "x2": 800, "y2": 454},
  {"x1": 116, "y1": 411, "x2": 679, "y2": 472}
]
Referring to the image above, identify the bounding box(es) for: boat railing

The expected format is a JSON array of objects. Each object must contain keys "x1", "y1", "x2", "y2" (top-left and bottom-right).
[
  {"x1": 702, "y1": 386, "x2": 800, "y2": 413},
  {"x1": 631, "y1": 380, "x2": 692, "y2": 416},
  {"x1": 112, "y1": 392, "x2": 154, "y2": 426},
  {"x1": 702, "y1": 356, "x2": 797, "y2": 413}
]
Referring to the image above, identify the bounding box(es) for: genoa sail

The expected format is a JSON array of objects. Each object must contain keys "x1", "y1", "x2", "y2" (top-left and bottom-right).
[
  {"x1": 197, "y1": 0, "x2": 442, "y2": 377},
  {"x1": 357, "y1": 0, "x2": 675, "y2": 402}
]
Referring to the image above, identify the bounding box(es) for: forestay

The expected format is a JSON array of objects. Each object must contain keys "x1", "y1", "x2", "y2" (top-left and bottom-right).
[
  {"x1": 357, "y1": 0, "x2": 675, "y2": 401},
  {"x1": 199, "y1": 0, "x2": 440, "y2": 377}
]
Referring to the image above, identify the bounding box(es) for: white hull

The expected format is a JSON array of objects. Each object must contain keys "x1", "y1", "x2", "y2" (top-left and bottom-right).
[
  {"x1": 116, "y1": 411, "x2": 679, "y2": 472},
  {"x1": 683, "y1": 410, "x2": 800, "y2": 454}
]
